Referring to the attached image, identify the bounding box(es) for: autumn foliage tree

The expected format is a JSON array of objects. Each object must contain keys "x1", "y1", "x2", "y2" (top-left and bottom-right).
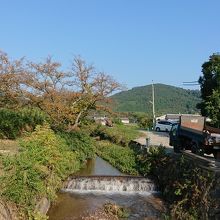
[
  {"x1": 0, "y1": 51, "x2": 122, "y2": 129},
  {"x1": 69, "y1": 57, "x2": 121, "y2": 128},
  {"x1": 0, "y1": 51, "x2": 25, "y2": 109}
]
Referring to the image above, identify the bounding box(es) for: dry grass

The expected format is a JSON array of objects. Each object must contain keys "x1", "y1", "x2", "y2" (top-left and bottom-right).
[
  {"x1": 0, "y1": 139, "x2": 19, "y2": 176},
  {"x1": 0, "y1": 139, "x2": 19, "y2": 155}
]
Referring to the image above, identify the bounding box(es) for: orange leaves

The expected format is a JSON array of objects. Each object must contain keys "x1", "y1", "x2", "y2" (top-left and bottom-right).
[{"x1": 0, "y1": 51, "x2": 122, "y2": 129}]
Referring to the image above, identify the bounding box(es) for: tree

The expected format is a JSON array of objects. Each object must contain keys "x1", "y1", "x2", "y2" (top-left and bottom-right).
[
  {"x1": 69, "y1": 56, "x2": 122, "y2": 129},
  {"x1": 130, "y1": 112, "x2": 153, "y2": 129},
  {"x1": 0, "y1": 51, "x2": 122, "y2": 130},
  {"x1": 23, "y1": 56, "x2": 121, "y2": 129},
  {"x1": 198, "y1": 53, "x2": 220, "y2": 126},
  {"x1": 0, "y1": 51, "x2": 25, "y2": 109},
  {"x1": 204, "y1": 90, "x2": 220, "y2": 127}
]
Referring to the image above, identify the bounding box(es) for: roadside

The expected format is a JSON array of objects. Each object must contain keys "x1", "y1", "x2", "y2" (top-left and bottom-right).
[{"x1": 137, "y1": 130, "x2": 216, "y2": 161}]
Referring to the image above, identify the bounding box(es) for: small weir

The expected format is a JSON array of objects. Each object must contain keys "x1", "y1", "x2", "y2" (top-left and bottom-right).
[
  {"x1": 64, "y1": 175, "x2": 156, "y2": 194},
  {"x1": 48, "y1": 157, "x2": 165, "y2": 219}
]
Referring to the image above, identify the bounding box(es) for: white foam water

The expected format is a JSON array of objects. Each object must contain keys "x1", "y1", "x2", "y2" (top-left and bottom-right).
[{"x1": 64, "y1": 176, "x2": 157, "y2": 194}]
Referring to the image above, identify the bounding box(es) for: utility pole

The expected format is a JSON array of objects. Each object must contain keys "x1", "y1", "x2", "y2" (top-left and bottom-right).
[
  {"x1": 152, "y1": 82, "x2": 155, "y2": 129},
  {"x1": 149, "y1": 81, "x2": 156, "y2": 130}
]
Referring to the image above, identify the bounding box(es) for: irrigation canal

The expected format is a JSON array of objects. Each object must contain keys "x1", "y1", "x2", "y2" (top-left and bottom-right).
[{"x1": 48, "y1": 156, "x2": 165, "y2": 219}]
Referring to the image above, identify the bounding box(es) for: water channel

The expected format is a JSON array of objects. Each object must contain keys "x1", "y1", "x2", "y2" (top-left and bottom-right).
[{"x1": 48, "y1": 156, "x2": 165, "y2": 219}]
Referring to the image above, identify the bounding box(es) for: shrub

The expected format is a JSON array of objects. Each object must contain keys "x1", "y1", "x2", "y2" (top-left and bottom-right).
[
  {"x1": 137, "y1": 145, "x2": 168, "y2": 176},
  {"x1": 0, "y1": 109, "x2": 24, "y2": 139},
  {"x1": 137, "y1": 147, "x2": 214, "y2": 219},
  {"x1": 0, "y1": 108, "x2": 47, "y2": 139},
  {"x1": 0, "y1": 124, "x2": 80, "y2": 219},
  {"x1": 19, "y1": 107, "x2": 49, "y2": 128},
  {"x1": 160, "y1": 156, "x2": 214, "y2": 220}
]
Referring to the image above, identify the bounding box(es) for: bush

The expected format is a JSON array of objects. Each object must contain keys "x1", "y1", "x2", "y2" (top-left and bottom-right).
[
  {"x1": 58, "y1": 130, "x2": 95, "y2": 162},
  {"x1": 160, "y1": 156, "x2": 214, "y2": 220},
  {"x1": 137, "y1": 147, "x2": 214, "y2": 219},
  {"x1": 96, "y1": 140, "x2": 138, "y2": 175},
  {"x1": 19, "y1": 107, "x2": 49, "y2": 128},
  {"x1": 0, "y1": 124, "x2": 80, "y2": 219},
  {"x1": 137, "y1": 145, "x2": 168, "y2": 176},
  {"x1": 0, "y1": 109, "x2": 24, "y2": 139},
  {"x1": 130, "y1": 112, "x2": 153, "y2": 129},
  {"x1": 0, "y1": 108, "x2": 47, "y2": 139}
]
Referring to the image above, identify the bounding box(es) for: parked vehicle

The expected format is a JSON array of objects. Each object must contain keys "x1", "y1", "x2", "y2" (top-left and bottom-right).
[
  {"x1": 155, "y1": 120, "x2": 177, "y2": 132},
  {"x1": 169, "y1": 115, "x2": 220, "y2": 159}
]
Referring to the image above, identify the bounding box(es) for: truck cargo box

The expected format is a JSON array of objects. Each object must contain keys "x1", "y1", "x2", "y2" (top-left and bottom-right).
[{"x1": 180, "y1": 116, "x2": 205, "y2": 134}]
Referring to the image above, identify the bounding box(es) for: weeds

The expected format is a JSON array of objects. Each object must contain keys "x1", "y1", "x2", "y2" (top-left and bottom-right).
[
  {"x1": 104, "y1": 202, "x2": 129, "y2": 218},
  {"x1": 0, "y1": 124, "x2": 81, "y2": 219}
]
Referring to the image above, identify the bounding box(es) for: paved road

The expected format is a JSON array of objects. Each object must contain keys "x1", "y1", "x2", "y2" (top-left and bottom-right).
[{"x1": 135, "y1": 131, "x2": 171, "y2": 147}]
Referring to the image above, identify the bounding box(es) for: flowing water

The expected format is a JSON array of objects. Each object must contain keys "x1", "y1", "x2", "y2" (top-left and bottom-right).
[
  {"x1": 64, "y1": 176, "x2": 156, "y2": 194},
  {"x1": 48, "y1": 157, "x2": 165, "y2": 219}
]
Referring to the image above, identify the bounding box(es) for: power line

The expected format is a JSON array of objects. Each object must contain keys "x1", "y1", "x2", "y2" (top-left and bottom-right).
[
  {"x1": 182, "y1": 81, "x2": 199, "y2": 86},
  {"x1": 182, "y1": 81, "x2": 198, "y2": 84},
  {"x1": 183, "y1": 84, "x2": 199, "y2": 86}
]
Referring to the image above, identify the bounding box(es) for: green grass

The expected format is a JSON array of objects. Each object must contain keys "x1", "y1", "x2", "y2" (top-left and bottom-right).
[
  {"x1": 96, "y1": 140, "x2": 138, "y2": 175},
  {"x1": 91, "y1": 124, "x2": 140, "y2": 147},
  {"x1": 58, "y1": 130, "x2": 96, "y2": 162}
]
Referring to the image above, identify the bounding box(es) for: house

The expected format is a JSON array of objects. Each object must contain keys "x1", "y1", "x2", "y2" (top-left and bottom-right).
[
  {"x1": 120, "y1": 118, "x2": 130, "y2": 124},
  {"x1": 94, "y1": 116, "x2": 107, "y2": 126},
  {"x1": 94, "y1": 116, "x2": 113, "y2": 127},
  {"x1": 165, "y1": 114, "x2": 200, "y2": 122},
  {"x1": 156, "y1": 115, "x2": 166, "y2": 121},
  {"x1": 156, "y1": 113, "x2": 202, "y2": 123}
]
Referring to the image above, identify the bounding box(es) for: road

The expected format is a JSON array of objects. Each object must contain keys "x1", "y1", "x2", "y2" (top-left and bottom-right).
[
  {"x1": 135, "y1": 130, "x2": 216, "y2": 161},
  {"x1": 135, "y1": 131, "x2": 171, "y2": 148}
]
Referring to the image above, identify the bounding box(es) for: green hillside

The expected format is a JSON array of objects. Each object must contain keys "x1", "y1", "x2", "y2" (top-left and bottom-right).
[{"x1": 111, "y1": 84, "x2": 201, "y2": 115}]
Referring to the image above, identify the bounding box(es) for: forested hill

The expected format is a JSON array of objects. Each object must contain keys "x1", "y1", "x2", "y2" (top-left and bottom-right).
[{"x1": 111, "y1": 84, "x2": 201, "y2": 115}]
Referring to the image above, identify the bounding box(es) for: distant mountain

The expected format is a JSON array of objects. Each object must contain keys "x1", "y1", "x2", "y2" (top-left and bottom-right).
[{"x1": 111, "y1": 84, "x2": 201, "y2": 115}]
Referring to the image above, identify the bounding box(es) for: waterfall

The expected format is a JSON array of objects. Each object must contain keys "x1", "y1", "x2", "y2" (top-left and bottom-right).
[{"x1": 63, "y1": 176, "x2": 157, "y2": 194}]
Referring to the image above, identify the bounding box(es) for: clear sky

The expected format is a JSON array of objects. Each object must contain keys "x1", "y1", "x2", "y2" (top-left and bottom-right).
[{"x1": 0, "y1": 0, "x2": 219, "y2": 90}]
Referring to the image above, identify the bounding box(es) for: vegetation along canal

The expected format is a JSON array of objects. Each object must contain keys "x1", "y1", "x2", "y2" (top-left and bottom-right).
[{"x1": 48, "y1": 156, "x2": 165, "y2": 219}]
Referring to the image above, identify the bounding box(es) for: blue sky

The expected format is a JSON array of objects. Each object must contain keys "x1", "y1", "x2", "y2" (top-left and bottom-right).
[{"x1": 0, "y1": 0, "x2": 219, "y2": 90}]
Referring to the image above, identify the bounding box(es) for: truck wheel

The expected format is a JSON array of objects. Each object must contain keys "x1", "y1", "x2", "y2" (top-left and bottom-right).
[
  {"x1": 191, "y1": 142, "x2": 204, "y2": 156},
  {"x1": 191, "y1": 143, "x2": 197, "y2": 154}
]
